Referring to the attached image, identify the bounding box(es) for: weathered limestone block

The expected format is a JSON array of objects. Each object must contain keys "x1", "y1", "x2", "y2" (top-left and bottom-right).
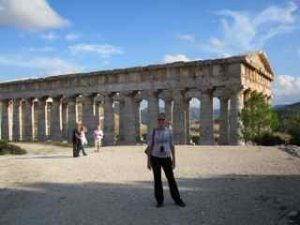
[
  {"x1": 1, "y1": 101, "x2": 9, "y2": 140},
  {"x1": 200, "y1": 91, "x2": 214, "y2": 145},
  {"x1": 50, "y1": 97, "x2": 62, "y2": 141},
  {"x1": 219, "y1": 96, "x2": 229, "y2": 145},
  {"x1": 12, "y1": 100, "x2": 20, "y2": 141},
  {"x1": 37, "y1": 99, "x2": 47, "y2": 142},
  {"x1": 67, "y1": 98, "x2": 77, "y2": 141},
  {"x1": 103, "y1": 94, "x2": 114, "y2": 146},
  {"x1": 147, "y1": 91, "x2": 159, "y2": 132},
  {"x1": 229, "y1": 90, "x2": 244, "y2": 145},
  {"x1": 172, "y1": 90, "x2": 188, "y2": 145},
  {"x1": 119, "y1": 93, "x2": 137, "y2": 145},
  {"x1": 81, "y1": 95, "x2": 97, "y2": 144}
]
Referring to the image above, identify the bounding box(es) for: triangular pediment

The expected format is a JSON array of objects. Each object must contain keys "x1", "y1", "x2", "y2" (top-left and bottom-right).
[{"x1": 245, "y1": 51, "x2": 274, "y2": 77}]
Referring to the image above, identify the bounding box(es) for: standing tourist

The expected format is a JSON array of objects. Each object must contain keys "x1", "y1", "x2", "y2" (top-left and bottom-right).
[
  {"x1": 94, "y1": 124, "x2": 104, "y2": 152},
  {"x1": 79, "y1": 124, "x2": 88, "y2": 156},
  {"x1": 72, "y1": 122, "x2": 82, "y2": 157},
  {"x1": 146, "y1": 113, "x2": 186, "y2": 208}
]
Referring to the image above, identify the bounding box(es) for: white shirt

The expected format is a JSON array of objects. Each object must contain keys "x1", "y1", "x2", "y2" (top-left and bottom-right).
[
  {"x1": 94, "y1": 129, "x2": 103, "y2": 140},
  {"x1": 147, "y1": 127, "x2": 174, "y2": 158}
]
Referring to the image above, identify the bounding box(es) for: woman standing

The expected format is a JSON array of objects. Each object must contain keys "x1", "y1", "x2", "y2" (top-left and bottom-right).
[
  {"x1": 79, "y1": 124, "x2": 88, "y2": 156},
  {"x1": 146, "y1": 113, "x2": 186, "y2": 208}
]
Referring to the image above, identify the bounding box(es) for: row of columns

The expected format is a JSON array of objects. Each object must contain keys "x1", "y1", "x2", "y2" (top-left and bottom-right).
[{"x1": 0, "y1": 89, "x2": 244, "y2": 145}]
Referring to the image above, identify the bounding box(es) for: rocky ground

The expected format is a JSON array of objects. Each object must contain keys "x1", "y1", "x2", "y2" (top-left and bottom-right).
[{"x1": 0, "y1": 143, "x2": 300, "y2": 225}]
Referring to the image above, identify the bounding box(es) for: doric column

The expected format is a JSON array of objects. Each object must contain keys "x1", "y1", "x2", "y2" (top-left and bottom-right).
[
  {"x1": 37, "y1": 99, "x2": 47, "y2": 142},
  {"x1": 12, "y1": 100, "x2": 21, "y2": 141},
  {"x1": 19, "y1": 101, "x2": 25, "y2": 141},
  {"x1": 24, "y1": 99, "x2": 34, "y2": 141},
  {"x1": 200, "y1": 90, "x2": 214, "y2": 145},
  {"x1": 172, "y1": 90, "x2": 187, "y2": 144},
  {"x1": 184, "y1": 101, "x2": 190, "y2": 144},
  {"x1": 165, "y1": 100, "x2": 173, "y2": 124},
  {"x1": 219, "y1": 96, "x2": 229, "y2": 145},
  {"x1": 119, "y1": 93, "x2": 137, "y2": 145},
  {"x1": 61, "y1": 102, "x2": 68, "y2": 140},
  {"x1": 50, "y1": 97, "x2": 62, "y2": 141},
  {"x1": 81, "y1": 95, "x2": 98, "y2": 144},
  {"x1": 1, "y1": 101, "x2": 9, "y2": 140},
  {"x1": 103, "y1": 94, "x2": 114, "y2": 146},
  {"x1": 118, "y1": 98, "x2": 125, "y2": 144},
  {"x1": 147, "y1": 91, "x2": 159, "y2": 132},
  {"x1": 229, "y1": 90, "x2": 244, "y2": 145},
  {"x1": 135, "y1": 99, "x2": 141, "y2": 143},
  {"x1": 67, "y1": 97, "x2": 77, "y2": 141}
]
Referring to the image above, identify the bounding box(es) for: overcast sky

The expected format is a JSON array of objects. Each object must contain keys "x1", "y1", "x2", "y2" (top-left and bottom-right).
[{"x1": 0, "y1": 0, "x2": 299, "y2": 105}]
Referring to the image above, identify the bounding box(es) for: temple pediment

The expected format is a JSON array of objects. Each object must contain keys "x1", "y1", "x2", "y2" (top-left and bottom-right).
[{"x1": 244, "y1": 51, "x2": 274, "y2": 79}]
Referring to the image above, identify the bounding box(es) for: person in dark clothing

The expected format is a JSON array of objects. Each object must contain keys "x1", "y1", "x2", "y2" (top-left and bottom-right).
[
  {"x1": 72, "y1": 123, "x2": 82, "y2": 157},
  {"x1": 146, "y1": 113, "x2": 186, "y2": 208}
]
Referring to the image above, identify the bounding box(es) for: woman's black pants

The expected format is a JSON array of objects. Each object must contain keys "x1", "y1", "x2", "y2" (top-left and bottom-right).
[{"x1": 150, "y1": 156, "x2": 182, "y2": 204}]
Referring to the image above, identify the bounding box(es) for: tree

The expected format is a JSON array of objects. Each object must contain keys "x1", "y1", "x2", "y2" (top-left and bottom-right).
[{"x1": 240, "y1": 93, "x2": 278, "y2": 142}]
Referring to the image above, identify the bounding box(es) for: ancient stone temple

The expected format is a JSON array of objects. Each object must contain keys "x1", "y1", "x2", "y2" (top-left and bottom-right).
[{"x1": 0, "y1": 51, "x2": 274, "y2": 145}]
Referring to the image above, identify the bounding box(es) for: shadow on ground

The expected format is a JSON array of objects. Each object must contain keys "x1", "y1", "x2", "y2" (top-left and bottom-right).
[
  {"x1": 0, "y1": 175, "x2": 300, "y2": 225},
  {"x1": 278, "y1": 146, "x2": 300, "y2": 158}
]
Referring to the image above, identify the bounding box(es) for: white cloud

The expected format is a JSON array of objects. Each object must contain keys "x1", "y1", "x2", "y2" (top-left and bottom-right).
[
  {"x1": 40, "y1": 32, "x2": 59, "y2": 41},
  {"x1": 0, "y1": 0, "x2": 70, "y2": 30},
  {"x1": 65, "y1": 33, "x2": 80, "y2": 41},
  {"x1": 254, "y1": 1, "x2": 297, "y2": 25},
  {"x1": 0, "y1": 55, "x2": 81, "y2": 76},
  {"x1": 163, "y1": 54, "x2": 191, "y2": 63},
  {"x1": 177, "y1": 34, "x2": 195, "y2": 42},
  {"x1": 272, "y1": 74, "x2": 300, "y2": 105},
  {"x1": 208, "y1": 1, "x2": 298, "y2": 55},
  {"x1": 69, "y1": 43, "x2": 124, "y2": 58}
]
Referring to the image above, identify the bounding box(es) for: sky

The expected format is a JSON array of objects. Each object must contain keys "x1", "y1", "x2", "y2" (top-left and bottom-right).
[{"x1": 0, "y1": 0, "x2": 299, "y2": 105}]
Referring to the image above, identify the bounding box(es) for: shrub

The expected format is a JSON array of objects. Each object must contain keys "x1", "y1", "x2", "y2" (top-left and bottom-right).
[
  {"x1": 0, "y1": 140, "x2": 27, "y2": 155},
  {"x1": 191, "y1": 136, "x2": 199, "y2": 145},
  {"x1": 253, "y1": 133, "x2": 286, "y2": 146}
]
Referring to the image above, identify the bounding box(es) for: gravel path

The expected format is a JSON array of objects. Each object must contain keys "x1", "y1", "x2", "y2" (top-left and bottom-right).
[{"x1": 0, "y1": 144, "x2": 300, "y2": 225}]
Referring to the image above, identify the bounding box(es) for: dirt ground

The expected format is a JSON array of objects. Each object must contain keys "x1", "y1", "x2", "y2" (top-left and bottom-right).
[{"x1": 0, "y1": 143, "x2": 300, "y2": 225}]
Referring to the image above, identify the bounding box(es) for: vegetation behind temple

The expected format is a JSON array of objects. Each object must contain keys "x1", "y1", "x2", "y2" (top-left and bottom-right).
[
  {"x1": 273, "y1": 102, "x2": 300, "y2": 146},
  {"x1": 0, "y1": 140, "x2": 27, "y2": 155},
  {"x1": 240, "y1": 93, "x2": 300, "y2": 146}
]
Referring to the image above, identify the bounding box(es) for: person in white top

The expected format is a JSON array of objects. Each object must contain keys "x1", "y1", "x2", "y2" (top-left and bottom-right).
[
  {"x1": 146, "y1": 113, "x2": 185, "y2": 208},
  {"x1": 94, "y1": 124, "x2": 104, "y2": 152},
  {"x1": 79, "y1": 124, "x2": 87, "y2": 156}
]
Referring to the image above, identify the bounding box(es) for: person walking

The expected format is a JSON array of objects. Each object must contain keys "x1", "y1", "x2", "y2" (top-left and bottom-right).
[
  {"x1": 146, "y1": 113, "x2": 186, "y2": 208},
  {"x1": 93, "y1": 124, "x2": 104, "y2": 152}
]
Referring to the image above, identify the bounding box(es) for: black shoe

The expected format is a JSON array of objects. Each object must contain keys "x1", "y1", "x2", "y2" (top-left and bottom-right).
[
  {"x1": 175, "y1": 200, "x2": 186, "y2": 207},
  {"x1": 83, "y1": 153, "x2": 87, "y2": 156},
  {"x1": 156, "y1": 202, "x2": 164, "y2": 208}
]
